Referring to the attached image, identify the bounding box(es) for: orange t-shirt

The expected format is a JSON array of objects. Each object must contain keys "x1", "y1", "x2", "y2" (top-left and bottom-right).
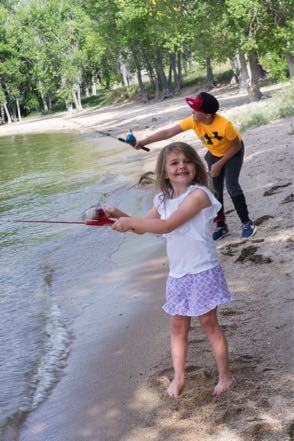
[{"x1": 179, "y1": 114, "x2": 241, "y2": 157}]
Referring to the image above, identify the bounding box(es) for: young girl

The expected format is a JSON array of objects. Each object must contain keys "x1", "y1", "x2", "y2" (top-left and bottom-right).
[{"x1": 108, "y1": 142, "x2": 235, "y2": 398}]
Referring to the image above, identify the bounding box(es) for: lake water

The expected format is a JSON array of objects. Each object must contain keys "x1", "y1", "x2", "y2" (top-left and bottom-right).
[{"x1": 0, "y1": 132, "x2": 159, "y2": 438}]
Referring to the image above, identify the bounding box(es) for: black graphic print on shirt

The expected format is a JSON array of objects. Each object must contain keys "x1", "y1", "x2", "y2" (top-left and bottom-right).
[{"x1": 200, "y1": 132, "x2": 224, "y2": 145}]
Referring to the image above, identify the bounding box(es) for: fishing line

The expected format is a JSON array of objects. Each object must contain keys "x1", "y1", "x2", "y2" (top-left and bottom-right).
[{"x1": 0, "y1": 209, "x2": 115, "y2": 227}]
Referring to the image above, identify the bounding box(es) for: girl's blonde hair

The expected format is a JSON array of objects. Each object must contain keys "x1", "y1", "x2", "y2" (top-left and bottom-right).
[{"x1": 155, "y1": 142, "x2": 208, "y2": 198}]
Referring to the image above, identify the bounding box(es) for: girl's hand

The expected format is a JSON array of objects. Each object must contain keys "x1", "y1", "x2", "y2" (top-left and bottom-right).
[
  {"x1": 105, "y1": 206, "x2": 128, "y2": 219},
  {"x1": 112, "y1": 217, "x2": 133, "y2": 232}
]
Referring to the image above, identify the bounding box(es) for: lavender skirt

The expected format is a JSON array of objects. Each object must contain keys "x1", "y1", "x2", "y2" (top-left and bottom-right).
[{"x1": 163, "y1": 265, "x2": 233, "y2": 317}]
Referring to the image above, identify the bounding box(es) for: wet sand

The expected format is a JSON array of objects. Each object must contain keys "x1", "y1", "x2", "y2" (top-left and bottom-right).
[
  {"x1": 20, "y1": 242, "x2": 170, "y2": 441},
  {"x1": 3, "y1": 84, "x2": 293, "y2": 441}
]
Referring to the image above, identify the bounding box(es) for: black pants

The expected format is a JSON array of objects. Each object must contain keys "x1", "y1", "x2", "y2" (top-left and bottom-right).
[{"x1": 204, "y1": 144, "x2": 250, "y2": 225}]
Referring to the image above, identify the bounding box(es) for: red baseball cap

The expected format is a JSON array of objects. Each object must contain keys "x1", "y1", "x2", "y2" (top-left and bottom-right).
[{"x1": 185, "y1": 92, "x2": 219, "y2": 114}]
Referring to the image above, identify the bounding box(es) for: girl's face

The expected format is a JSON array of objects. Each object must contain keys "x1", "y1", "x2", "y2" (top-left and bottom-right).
[{"x1": 164, "y1": 150, "x2": 196, "y2": 187}]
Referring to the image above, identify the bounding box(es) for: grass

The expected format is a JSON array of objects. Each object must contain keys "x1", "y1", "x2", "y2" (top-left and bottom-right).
[
  {"x1": 228, "y1": 82, "x2": 294, "y2": 132},
  {"x1": 72, "y1": 64, "x2": 233, "y2": 109},
  {"x1": 181, "y1": 63, "x2": 233, "y2": 89}
]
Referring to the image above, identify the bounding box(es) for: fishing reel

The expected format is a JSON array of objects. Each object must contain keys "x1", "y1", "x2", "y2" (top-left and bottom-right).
[
  {"x1": 84, "y1": 207, "x2": 114, "y2": 224},
  {"x1": 123, "y1": 130, "x2": 149, "y2": 152},
  {"x1": 125, "y1": 130, "x2": 136, "y2": 146},
  {"x1": 118, "y1": 128, "x2": 150, "y2": 152}
]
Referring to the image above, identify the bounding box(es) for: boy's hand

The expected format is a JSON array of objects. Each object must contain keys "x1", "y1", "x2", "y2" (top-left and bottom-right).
[
  {"x1": 112, "y1": 217, "x2": 133, "y2": 232},
  {"x1": 133, "y1": 140, "x2": 145, "y2": 150},
  {"x1": 210, "y1": 161, "x2": 223, "y2": 177}
]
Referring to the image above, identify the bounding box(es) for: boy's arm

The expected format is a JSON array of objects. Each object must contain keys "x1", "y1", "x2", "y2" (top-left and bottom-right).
[
  {"x1": 113, "y1": 189, "x2": 211, "y2": 234},
  {"x1": 210, "y1": 137, "x2": 241, "y2": 177},
  {"x1": 134, "y1": 125, "x2": 183, "y2": 150}
]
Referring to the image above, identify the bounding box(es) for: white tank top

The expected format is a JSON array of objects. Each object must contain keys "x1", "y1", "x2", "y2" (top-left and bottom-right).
[{"x1": 153, "y1": 185, "x2": 221, "y2": 278}]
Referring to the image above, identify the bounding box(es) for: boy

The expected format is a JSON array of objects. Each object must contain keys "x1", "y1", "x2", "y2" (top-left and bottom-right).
[{"x1": 133, "y1": 91, "x2": 256, "y2": 240}]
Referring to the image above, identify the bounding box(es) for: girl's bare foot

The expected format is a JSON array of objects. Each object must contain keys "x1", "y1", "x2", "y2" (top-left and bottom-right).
[
  {"x1": 167, "y1": 378, "x2": 185, "y2": 398},
  {"x1": 212, "y1": 375, "x2": 236, "y2": 396}
]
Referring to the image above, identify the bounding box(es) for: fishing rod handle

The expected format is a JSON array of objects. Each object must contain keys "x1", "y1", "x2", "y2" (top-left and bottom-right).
[{"x1": 118, "y1": 137, "x2": 150, "y2": 152}]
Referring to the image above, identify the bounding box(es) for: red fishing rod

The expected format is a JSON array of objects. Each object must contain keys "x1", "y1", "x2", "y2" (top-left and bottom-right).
[{"x1": 0, "y1": 208, "x2": 115, "y2": 227}]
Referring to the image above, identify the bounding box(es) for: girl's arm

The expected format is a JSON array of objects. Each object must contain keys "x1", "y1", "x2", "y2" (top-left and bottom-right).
[{"x1": 113, "y1": 189, "x2": 211, "y2": 234}]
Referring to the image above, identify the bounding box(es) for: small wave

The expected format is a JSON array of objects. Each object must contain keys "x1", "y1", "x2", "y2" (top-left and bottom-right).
[
  {"x1": 31, "y1": 302, "x2": 71, "y2": 408},
  {"x1": 0, "y1": 296, "x2": 71, "y2": 440}
]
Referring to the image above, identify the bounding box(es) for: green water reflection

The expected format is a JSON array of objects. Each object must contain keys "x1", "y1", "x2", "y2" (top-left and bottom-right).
[{"x1": 0, "y1": 133, "x2": 111, "y2": 201}]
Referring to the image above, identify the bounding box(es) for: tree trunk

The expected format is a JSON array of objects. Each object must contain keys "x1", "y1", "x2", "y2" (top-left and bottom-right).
[
  {"x1": 247, "y1": 51, "x2": 263, "y2": 101},
  {"x1": 131, "y1": 47, "x2": 149, "y2": 103},
  {"x1": 229, "y1": 58, "x2": 239, "y2": 84},
  {"x1": 206, "y1": 57, "x2": 216, "y2": 90},
  {"x1": 91, "y1": 74, "x2": 97, "y2": 96},
  {"x1": 155, "y1": 49, "x2": 172, "y2": 100},
  {"x1": 0, "y1": 105, "x2": 4, "y2": 124},
  {"x1": 76, "y1": 83, "x2": 83, "y2": 111},
  {"x1": 12, "y1": 107, "x2": 17, "y2": 122},
  {"x1": 85, "y1": 87, "x2": 90, "y2": 98},
  {"x1": 16, "y1": 102, "x2": 22, "y2": 122},
  {"x1": 140, "y1": 45, "x2": 157, "y2": 96},
  {"x1": 168, "y1": 63, "x2": 172, "y2": 88},
  {"x1": 136, "y1": 67, "x2": 149, "y2": 103},
  {"x1": 72, "y1": 84, "x2": 82, "y2": 112},
  {"x1": 169, "y1": 53, "x2": 181, "y2": 93},
  {"x1": 38, "y1": 81, "x2": 49, "y2": 112},
  {"x1": 3, "y1": 102, "x2": 12, "y2": 124},
  {"x1": 61, "y1": 76, "x2": 73, "y2": 113},
  {"x1": 285, "y1": 53, "x2": 294, "y2": 78},
  {"x1": 41, "y1": 93, "x2": 49, "y2": 113},
  {"x1": 72, "y1": 90, "x2": 79, "y2": 111},
  {"x1": 66, "y1": 102, "x2": 73, "y2": 114},
  {"x1": 257, "y1": 61, "x2": 267, "y2": 79},
  {"x1": 235, "y1": 49, "x2": 249, "y2": 92},
  {"x1": 177, "y1": 52, "x2": 183, "y2": 88},
  {"x1": 147, "y1": 66, "x2": 160, "y2": 100},
  {"x1": 120, "y1": 62, "x2": 132, "y2": 87},
  {"x1": 235, "y1": 50, "x2": 246, "y2": 87}
]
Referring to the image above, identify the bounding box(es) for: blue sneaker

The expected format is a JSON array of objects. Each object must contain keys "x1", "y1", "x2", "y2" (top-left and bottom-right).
[
  {"x1": 213, "y1": 224, "x2": 229, "y2": 240},
  {"x1": 241, "y1": 221, "x2": 257, "y2": 238}
]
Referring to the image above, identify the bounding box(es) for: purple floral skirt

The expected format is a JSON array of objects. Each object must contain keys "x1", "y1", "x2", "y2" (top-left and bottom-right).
[{"x1": 163, "y1": 265, "x2": 233, "y2": 317}]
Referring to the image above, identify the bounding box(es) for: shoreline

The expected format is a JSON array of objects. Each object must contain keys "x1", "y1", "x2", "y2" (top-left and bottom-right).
[
  {"x1": 0, "y1": 82, "x2": 289, "y2": 142},
  {"x1": 3, "y1": 84, "x2": 293, "y2": 440},
  {"x1": 20, "y1": 239, "x2": 170, "y2": 441}
]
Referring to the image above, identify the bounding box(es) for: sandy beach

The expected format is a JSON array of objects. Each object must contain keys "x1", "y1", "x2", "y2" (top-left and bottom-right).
[{"x1": 2, "y1": 84, "x2": 293, "y2": 441}]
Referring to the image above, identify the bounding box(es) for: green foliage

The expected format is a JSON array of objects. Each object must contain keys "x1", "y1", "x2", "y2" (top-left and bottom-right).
[
  {"x1": 261, "y1": 53, "x2": 289, "y2": 81},
  {"x1": 23, "y1": 95, "x2": 40, "y2": 113},
  {"x1": 0, "y1": 0, "x2": 293, "y2": 119}
]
